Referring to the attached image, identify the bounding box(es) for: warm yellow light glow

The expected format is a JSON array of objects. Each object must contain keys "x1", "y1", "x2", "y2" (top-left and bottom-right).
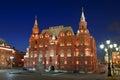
[
  {"x1": 0, "y1": 47, "x2": 13, "y2": 51},
  {"x1": 21, "y1": 59, "x2": 24, "y2": 61},
  {"x1": 64, "y1": 61, "x2": 67, "y2": 64},
  {"x1": 76, "y1": 61, "x2": 79, "y2": 64},
  {"x1": 46, "y1": 61, "x2": 48, "y2": 64},
  {"x1": 76, "y1": 51, "x2": 79, "y2": 56},
  {"x1": 39, "y1": 44, "x2": 43, "y2": 47},
  {"x1": 55, "y1": 61, "x2": 57, "y2": 64},
  {"x1": 33, "y1": 61, "x2": 35, "y2": 65},
  {"x1": 34, "y1": 54, "x2": 37, "y2": 57},
  {"x1": 85, "y1": 61, "x2": 87, "y2": 64},
  {"x1": 60, "y1": 43, "x2": 64, "y2": 46}
]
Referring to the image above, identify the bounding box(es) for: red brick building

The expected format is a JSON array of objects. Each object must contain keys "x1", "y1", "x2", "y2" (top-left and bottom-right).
[
  {"x1": 24, "y1": 8, "x2": 98, "y2": 73},
  {"x1": 0, "y1": 38, "x2": 25, "y2": 68},
  {"x1": 13, "y1": 50, "x2": 25, "y2": 67}
]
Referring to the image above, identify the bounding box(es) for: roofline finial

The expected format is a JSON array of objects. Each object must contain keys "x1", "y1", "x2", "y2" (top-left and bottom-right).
[
  {"x1": 34, "y1": 16, "x2": 38, "y2": 27},
  {"x1": 80, "y1": 7, "x2": 86, "y2": 21}
]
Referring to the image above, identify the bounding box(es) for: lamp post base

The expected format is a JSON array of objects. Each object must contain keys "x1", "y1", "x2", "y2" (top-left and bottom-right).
[{"x1": 108, "y1": 63, "x2": 112, "y2": 77}]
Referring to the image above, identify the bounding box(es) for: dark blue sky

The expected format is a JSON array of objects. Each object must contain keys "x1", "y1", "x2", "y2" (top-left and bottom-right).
[{"x1": 0, "y1": 0, "x2": 120, "y2": 58}]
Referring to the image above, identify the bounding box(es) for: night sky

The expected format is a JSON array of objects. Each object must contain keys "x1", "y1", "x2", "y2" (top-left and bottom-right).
[{"x1": 0, "y1": 0, "x2": 120, "y2": 58}]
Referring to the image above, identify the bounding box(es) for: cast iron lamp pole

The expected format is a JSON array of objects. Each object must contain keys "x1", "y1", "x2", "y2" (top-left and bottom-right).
[{"x1": 100, "y1": 40, "x2": 117, "y2": 77}]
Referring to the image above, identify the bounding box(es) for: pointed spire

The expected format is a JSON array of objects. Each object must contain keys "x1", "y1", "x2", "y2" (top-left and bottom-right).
[
  {"x1": 32, "y1": 16, "x2": 39, "y2": 34},
  {"x1": 80, "y1": 7, "x2": 86, "y2": 21},
  {"x1": 34, "y1": 16, "x2": 38, "y2": 27}
]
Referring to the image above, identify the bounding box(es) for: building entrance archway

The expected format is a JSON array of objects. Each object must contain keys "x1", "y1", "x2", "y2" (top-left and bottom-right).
[{"x1": 48, "y1": 65, "x2": 55, "y2": 71}]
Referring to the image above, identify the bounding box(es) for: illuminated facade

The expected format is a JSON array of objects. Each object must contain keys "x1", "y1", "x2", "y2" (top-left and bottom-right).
[
  {"x1": 0, "y1": 38, "x2": 25, "y2": 68},
  {"x1": 24, "y1": 8, "x2": 98, "y2": 72},
  {"x1": 112, "y1": 52, "x2": 120, "y2": 68},
  {"x1": 0, "y1": 39, "x2": 15, "y2": 68}
]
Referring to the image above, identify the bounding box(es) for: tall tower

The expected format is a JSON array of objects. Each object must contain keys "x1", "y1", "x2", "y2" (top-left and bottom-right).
[
  {"x1": 32, "y1": 16, "x2": 39, "y2": 34},
  {"x1": 77, "y1": 7, "x2": 89, "y2": 35},
  {"x1": 29, "y1": 16, "x2": 39, "y2": 48}
]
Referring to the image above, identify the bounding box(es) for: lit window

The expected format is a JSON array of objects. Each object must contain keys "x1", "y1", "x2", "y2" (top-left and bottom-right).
[
  {"x1": 76, "y1": 52, "x2": 79, "y2": 56},
  {"x1": 67, "y1": 42, "x2": 72, "y2": 46},
  {"x1": 74, "y1": 49, "x2": 79, "y2": 56},
  {"x1": 67, "y1": 49, "x2": 71, "y2": 57},
  {"x1": 33, "y1": 61, "x2": 35, "y2": 65},
  {"x1": 34, "y1": 45, "x2": 37, "y2": 48},
  {"x1": 39, "y1": 35, "x2": 43, "y2": 38},
  {"x1": 60, "y1": 50, "x2": 64, "y2": 57},
  {"x1": 2, "y1": 62, "x2": 4, "y2": 64},
  {"x1": 30, "y1": 54, "x2": 33, "y2": 58},
  {"x1": 32, "y1": 35, "x2": 34, "y2": 37},
  {"x1": 45, "y1": 33, "x2": 49, "y2": 38},
  {"x1": 76, "y1": 61, "x2": 79, "y2": 64},
  {"x1": 39, "y1": 44, "x2": 43, "y2": 47},
  {"x1": 55, "y1": 61, "x2": 57, "y2": 64},
  {"x1": 52, "y1": 35, "x2": 56, "y2": 40},
  {"x1": 60, "y1": 32, "x2": 65, "y2": 37},
  {"x1": 60, "y1": 43, "x2": 64, "y2": 46},
  {"x1": 45, "y1": 45, "x2": 48, "y2": 47},
  {"x1": 80, "y1": 30, "x2": 83, "y2": 33},
  {"x1": 50, "y1": 50, "x2": 54, "y2": 57},
  {"x1": 64, "y1": 61, "x2": 67, "y2": 64},
  {"x1": 85, "y1": 61, "x2": 87, "y2": 65},
  {"x1": 34, "y1": 54, "x2": 37, "y2": 57},
  {"x1": 80, "y1": 50, "x2": 84, "y2": 56},
  {"x1": 35, "y1": 35, "x2": 38, "y2": 38},
  {"x1": 46, "y1": 61, "x2": 48, "y2": 64},
  {"x1": 85, "y1": 48, "x2": 91, "y2": 56},
  {"x1": 66, "y1": 31, "x2": 72, "y2": 36}
]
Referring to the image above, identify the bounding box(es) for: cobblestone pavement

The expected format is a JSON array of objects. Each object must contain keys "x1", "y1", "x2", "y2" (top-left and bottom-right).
[{"x1": 0, "y1": 69, "x2": 110, "y2": 80}]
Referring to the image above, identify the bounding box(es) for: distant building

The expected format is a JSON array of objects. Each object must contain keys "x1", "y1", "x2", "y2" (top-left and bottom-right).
[
  {"x1": 0, "y1": 38, "x2": 25, "y2": 68},
  {"x1": 112, "y1": 52, "x2": 120, "y2": 68},
  {"x1": 13, "y1": 50, "x2": 25, "y2": 67},
  {"x1": 24, "y1": 8, "x2": 98, "y2": 73}
]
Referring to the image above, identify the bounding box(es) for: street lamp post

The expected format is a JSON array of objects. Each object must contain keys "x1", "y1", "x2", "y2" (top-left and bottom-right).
[
  {"x1": 100, "y1": 40, "x2": 117, "y2": 77},
  {"x1": 10, "y1": 56, "x2": 14, "y2": 69}
]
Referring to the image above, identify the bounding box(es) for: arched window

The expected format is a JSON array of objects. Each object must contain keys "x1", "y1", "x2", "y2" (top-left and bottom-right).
[
  {"x1": 30, "y1": 52, "x2": 33, "y2": 58},
  {"x1": 85, "y1": 39, "x2": 90, "y2": 46},
  {"x1": 39, "y1": 34, "x2": 43, "y2": 38},
  {"x1": 85, "y1": 48, "x2": 91, "y2": 56},
  {"x1": 45, "y1": 32, "x2": 50, "y2": 38},
  {"x1": 60, "y1": 50, "x2": 64, "y2": 57},
  {"x1": 74, "y1": 49, "x2": 79, "y2": 56},
  {"x1": 59, "y1": 31, "x2": 65, "y2": 37},
  {"x1": 67, "y1": 49, "x2": 71, "y2": 57},
  {"x1": 66, "y1": 31, "x2": 72, "y2": 36},
  {"x1": 50, "y1": 50, "x2": 54, "y2": 57}
]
